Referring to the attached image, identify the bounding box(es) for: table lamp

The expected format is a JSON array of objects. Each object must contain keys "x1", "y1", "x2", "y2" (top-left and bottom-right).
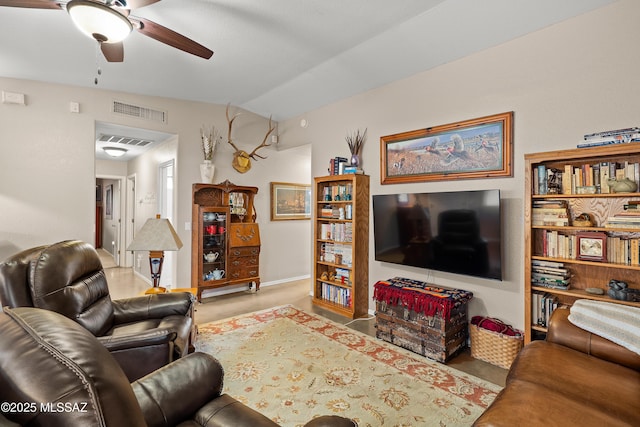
[{"x1": 126, "y1": 214, "x2": 183, "y2": 294}]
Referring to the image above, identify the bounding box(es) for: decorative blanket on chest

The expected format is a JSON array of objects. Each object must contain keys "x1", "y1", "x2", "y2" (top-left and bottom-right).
[{"x1": 373, "y1": 277, "x2": 473, "y2": 320}]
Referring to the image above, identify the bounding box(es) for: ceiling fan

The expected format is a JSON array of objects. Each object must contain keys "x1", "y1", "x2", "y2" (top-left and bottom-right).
[{"x1": 0, "y1": 0, "x2": 213, "y2": 62}]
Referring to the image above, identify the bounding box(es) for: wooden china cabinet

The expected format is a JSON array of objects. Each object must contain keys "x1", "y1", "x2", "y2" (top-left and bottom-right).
[{"x1": 191, "y1": 180, "x2": 260, "y2": 302}]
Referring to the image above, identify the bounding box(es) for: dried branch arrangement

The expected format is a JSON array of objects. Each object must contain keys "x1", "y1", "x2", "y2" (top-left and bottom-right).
[
  {"x1": 201, "y1": 125, "x2": 220, "y2": 161},
  {"x1": 346, "y1": 128, "x2": 367, "y2": 155}
]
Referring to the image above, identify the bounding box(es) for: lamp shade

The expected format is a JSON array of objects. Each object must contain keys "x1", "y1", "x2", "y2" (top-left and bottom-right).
[{"x1": 127, "y1": 215, "x2": 183, "y2": 251}]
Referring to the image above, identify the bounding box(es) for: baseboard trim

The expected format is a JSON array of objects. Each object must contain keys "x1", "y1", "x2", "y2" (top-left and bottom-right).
[{"x1": 200, "y1": 275, "x2": 311, "y2": 299}]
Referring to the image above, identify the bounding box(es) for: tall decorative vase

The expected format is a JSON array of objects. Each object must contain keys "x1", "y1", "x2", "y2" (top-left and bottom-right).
[
  {"x1": 200, "y1": 160, "x2": 215, "y2": 183},
  {"x1": 350, "y1": 153, "x2": 360, "y2": 167}
]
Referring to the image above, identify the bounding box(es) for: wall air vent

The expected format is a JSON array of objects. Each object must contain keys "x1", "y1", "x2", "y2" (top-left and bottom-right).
[{"x1": 112, "y1": 100, "x2": 168, "y2": 124}]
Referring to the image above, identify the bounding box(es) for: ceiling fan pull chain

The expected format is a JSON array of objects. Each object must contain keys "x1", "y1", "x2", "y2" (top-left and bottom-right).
[{"x1": 95, "y1": 44, "x2": 102, "y2": 85}]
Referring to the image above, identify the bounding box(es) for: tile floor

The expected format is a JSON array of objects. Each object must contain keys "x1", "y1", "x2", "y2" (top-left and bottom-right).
[{"x1": 100, "y1": 250, "x2": 507, "y2": 387}]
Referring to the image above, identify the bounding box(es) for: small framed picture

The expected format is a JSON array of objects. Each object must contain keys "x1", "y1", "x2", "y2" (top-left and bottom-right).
[
  {"x1": 270, "y1": 182, "x2": 311, "y2": 221},
  {"x1": 576, "y1": 232, "x2": 607, "y2": 262}
]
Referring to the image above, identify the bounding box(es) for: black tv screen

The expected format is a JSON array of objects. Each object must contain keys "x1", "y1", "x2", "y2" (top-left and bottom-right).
[{"x1": 373, "y1": 189, "x2": 502, "y2": 280}]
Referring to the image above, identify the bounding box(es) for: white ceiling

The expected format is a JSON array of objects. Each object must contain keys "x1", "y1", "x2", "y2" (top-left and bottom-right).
[{"x1": 0, "y1": 0, "x2": 616, "y2": 153}]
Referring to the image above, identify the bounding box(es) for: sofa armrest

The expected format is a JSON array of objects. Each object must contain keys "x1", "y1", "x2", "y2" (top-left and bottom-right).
[
  {"x1": 97, "y1": 328, "x2": 177, "y2": 352},
  {"x1": 112, "y1": 292, "x2": 194, "y2": 324},
  {"x1": 132, "y1": 352, "x2": 224, "y2": 427},
  {"x1": 547, "y1": 307, "x2": 640, "y2": 371}
]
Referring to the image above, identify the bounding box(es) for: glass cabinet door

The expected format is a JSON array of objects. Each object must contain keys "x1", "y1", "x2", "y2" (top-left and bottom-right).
[{"x1": 200, "y1": 207, "x2": 228, "y2": 282}]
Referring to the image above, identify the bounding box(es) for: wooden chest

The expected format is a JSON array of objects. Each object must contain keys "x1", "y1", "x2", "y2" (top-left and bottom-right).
[{"x1": 373, "y1": 277, "x2": 473, "y2": 363}]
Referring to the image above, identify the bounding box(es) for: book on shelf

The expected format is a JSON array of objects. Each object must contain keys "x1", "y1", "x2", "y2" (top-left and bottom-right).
[
  {"x1": 328, "y1": 157, "x2": 349, "y2": 175},
  {"x1": 576, "y1": 135, "x2": 640, "y2": 148},
  {"x1": 320, "y1": 282, "x2": 352, "y2": 308},
  {"x1": 578, "y1": 127, "x2": 640, "y2": 148},
  {"x1": 343, "y1": 166, "x2": 364, "y2": 174},
  {"x1": 532, "y1": 293, "x2": 560, "y2": 327},
  {"x1": 319, "y1": 222, "x2": 353, "y2": 242},
  {"x1": 531, "y1": 259, "x2": 565, "y2": 268},
  {"x1": 533, "y1": 160, "x2": 640, "y2": 195},
  {"x1": 604, "y1": 236, "x2": 640, "y2": 265},
  {"x1": 531, "y1": 259, "x2": 571, "y2": 289},
  {"x1": 584, "y1": 127, "x2": 640, "y2": 139},
  {"x1": 532, "y1": 200, "x2": 570, "y2": 226}
]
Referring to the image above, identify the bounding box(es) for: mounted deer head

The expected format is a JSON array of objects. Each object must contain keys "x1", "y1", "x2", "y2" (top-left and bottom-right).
[{"x1": 226, "y1": 104, "x2": 276, "y2": 173}]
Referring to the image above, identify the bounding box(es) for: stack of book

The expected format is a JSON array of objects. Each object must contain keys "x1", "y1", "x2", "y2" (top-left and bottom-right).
[
  {"x1": 334, "y1": 268, "x2": 351, "y2": 285},
  {"x1": 328, "y1": 157, "x2": 365, "y2": 175},
  {"x1": 343, "y1": 165, "x2": 364, "y2": 174},
  {"x1": 605, "y1": 209, "x2": 640, "y2": 229},
  {"x1": 328, "y1": 157, "x2": 349, "y2": 175},
  {"x1": 320, "y1": 205, "x2": 334, "y2": 218},
  {"x1": 577, "y1": 127, "x2": 640, "y2": 148},
  {"x1": 531, "y1": 260, "x2": 570, "y2": 290},
  {"x1": 532, "y1": 200, "x2": 570, "y2": 226}
]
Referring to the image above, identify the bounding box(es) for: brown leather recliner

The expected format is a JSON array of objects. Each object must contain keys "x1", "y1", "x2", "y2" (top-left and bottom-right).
[
  {"x1": 0, "y1": 306, "x2": 357, "y2": 427},
  {"x1": 0, "y1": 240, "x2": 195, "y2": 381}
]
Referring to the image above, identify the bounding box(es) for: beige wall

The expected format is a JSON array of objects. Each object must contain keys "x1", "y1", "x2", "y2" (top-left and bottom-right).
[
  {"x1": 0, "y1": 81, "x2": 312, "y2": 289},
  {"x1": 278, "y1": 0, "x2": 640, "y2": 327}
]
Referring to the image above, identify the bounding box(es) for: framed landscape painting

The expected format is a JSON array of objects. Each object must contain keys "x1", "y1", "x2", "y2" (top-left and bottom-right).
[
  {"x1": 380, "y1": 112, "x2": 513, "y2": 184},
  {"x1": 270, "y1": 182, "x2": 311, "y2": 221}
]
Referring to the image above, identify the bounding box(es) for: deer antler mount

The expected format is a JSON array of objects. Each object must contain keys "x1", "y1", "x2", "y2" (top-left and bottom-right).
[{"x1": 226, "y1": 104, "x2": 275, "y2": 173}]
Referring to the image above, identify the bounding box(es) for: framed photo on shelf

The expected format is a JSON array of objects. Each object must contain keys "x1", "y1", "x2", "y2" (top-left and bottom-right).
[
  {"x1": 576, "y1": 231, "x2": 607, "y2": 262},
  {"x1": 270, "y1": 182, "x2": 311, "y2": 221},
  {"x1": 380, "y1": 111, "x2": 513, "y2": 184}
]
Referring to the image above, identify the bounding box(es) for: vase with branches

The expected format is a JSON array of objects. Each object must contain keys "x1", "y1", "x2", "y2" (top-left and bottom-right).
[
  {"x1": 346, "y1": 128, "x2": 367, "y2": 167},
  {"x1": 200, "y1": 125, "x2": 220, "y2": 183}
]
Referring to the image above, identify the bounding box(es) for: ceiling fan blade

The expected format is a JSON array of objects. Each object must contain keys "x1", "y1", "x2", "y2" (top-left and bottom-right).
[
  {"x1": 124, "y1": 0, "x2": 160, "y2": 9},
  {"x1": 135, "y1": 17, "x2": 213, "y2": 60},
  {"x1": 101, "y1": 42, "x2": 124, "y2": 62},
  {"x1": 0, "y1": 0, "x2": 62, "y2": 9}
]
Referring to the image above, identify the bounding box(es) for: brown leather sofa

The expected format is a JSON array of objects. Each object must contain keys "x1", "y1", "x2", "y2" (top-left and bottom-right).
[
  {"x1": 0, "y1": 306, "x2": 356, "y2": 427},
  {"x1": 473, "y1": 308, "x2": 640, "y2": 427},
  {"x1": 0, "y1": 240, "x2": 195, "y2": 381}
]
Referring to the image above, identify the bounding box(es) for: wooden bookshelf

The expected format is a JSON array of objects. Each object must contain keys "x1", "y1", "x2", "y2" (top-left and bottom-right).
[
  {"x1": 312, "y1": 174, "x2": 369, "y2": 318},
  {"x1": 524, "y1": 145, "x2": 640, "y2": 343}
]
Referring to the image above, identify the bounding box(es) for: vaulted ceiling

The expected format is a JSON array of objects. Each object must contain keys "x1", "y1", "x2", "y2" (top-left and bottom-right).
[{"x1": 0, "y1": 0, "x2": 614, "y2": 123}]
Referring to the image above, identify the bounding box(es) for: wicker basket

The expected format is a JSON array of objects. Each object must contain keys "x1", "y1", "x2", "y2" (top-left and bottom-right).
[{"x1": 469, "y1": 323, "x2": 524, "y2": 369}]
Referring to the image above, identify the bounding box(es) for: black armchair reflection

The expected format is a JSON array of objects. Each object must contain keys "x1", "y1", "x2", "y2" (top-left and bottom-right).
[{"x1": 431, "y1": 209, "x2": 489, "y2": 276}]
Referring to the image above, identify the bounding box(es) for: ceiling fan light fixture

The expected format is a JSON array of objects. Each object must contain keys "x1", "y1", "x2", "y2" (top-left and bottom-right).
[
  {"x1": 103, "y1": 147, "x2": 128, "y2": 157},
  {"x1": 67, "y1": 0, "x2": 133, "y2": 44}
]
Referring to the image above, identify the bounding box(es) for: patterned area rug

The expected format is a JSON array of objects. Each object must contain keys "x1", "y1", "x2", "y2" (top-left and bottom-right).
[{"x1": 196, "y1": 305, "x2": 500, "y2": 427}]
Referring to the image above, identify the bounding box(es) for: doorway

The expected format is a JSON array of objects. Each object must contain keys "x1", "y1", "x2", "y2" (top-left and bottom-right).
[
  {"x1": 94, "y1": 121, "x2": 177, "y2": 273},
  {"x1": 159, "y1": 159, "x2": 176, "y2": 288}
]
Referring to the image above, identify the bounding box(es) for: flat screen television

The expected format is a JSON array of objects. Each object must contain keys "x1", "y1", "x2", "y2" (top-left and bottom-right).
[{"x1": 372, "y1": 189, "x2": 502, "y2": 280}]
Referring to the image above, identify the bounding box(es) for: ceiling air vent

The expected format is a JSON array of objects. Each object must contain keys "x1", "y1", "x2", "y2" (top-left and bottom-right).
[
  {"x1": 112, "y1": 100, "x2": 167, "y2": 124},
  {"x1": 98, "y1": 134, "x2": 153, "y2": 147}
]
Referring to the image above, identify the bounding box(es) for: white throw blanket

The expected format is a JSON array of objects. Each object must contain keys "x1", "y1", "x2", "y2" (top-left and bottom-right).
[{"x1": 568, "y1": 299, "x2": 640, "y2": 355}]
